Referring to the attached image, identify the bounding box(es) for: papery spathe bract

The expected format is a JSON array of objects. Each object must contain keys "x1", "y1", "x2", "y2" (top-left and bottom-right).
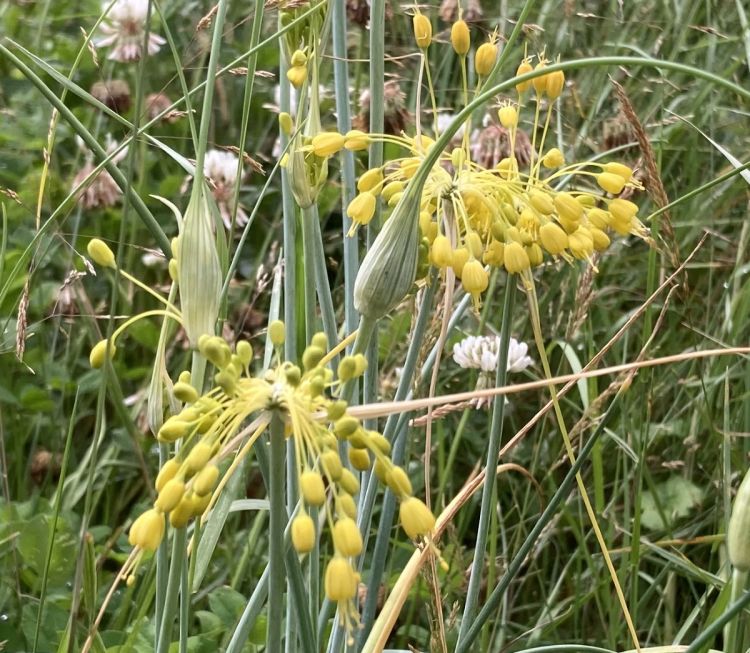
[
  {"x1": 354, "y1": 181, "x2": 422, "y2": 320},
  {"x1": 178, "y1": 185, "x2": 222, "y2": 346}
]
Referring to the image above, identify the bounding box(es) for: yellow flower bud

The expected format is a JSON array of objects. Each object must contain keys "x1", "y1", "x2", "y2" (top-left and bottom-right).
[
  {"x1": 568, "y1": 227, "x2": 594, "y2": 259},
  {"x1": 334, "y1": 416, "x2": 360, "y2": 439},
  {"x1": 155, "y1": 478, "x2": 185, "y2": 513},
  {"x1": 311, "y1": 132, "x2": 346, "y2": 158},
  {"x1": 291, "y1": 513, "x2": 316, "y2": 553},
  {"x1": 483, "y1": 240, "x2": 505, "y2": 266},
  {"x1": 498, "y1": 104, "x2": 518, "y2": 129},
  {"x1": 590, "y1": 227, "x2": 611, "y2": 251},
  {"x1": 503, "y1": 241, "x2": 531, "y2": 274},
  {"x1": 174, "y1": 381, "x2": 199, "y2": 404},
  {"x1": 169, "y1": 495, "x2": 194, "y2": 529},
  {"x1": 542, "y1": 148, "x2": 564, "y2": 168},
  {"x1": 357, "y1": 168, "x2": 383, "y2": 194},
  {"x1": 451, "y1": 246, "x2": 470, "y2": 277},
  {"x1": 604, "y1": 162, "x2": 633, "y2": 182},
  {"x1": 324, "y1": 557, "x2": 358, "y2": 601},
  {"x1": 168, "y1": 258, "x2": 179, "y2": 282},
  {"x1": 496, "y1": 157, "x2": 518, "y2": 179},
  {"x1": 89, "y1": 339, "x2": 116, "y2": 369},
  {"x1": 157, "y1": 418, "x2": 190, "y2": 443},
  {"x1": 347, "y1": 192, "x2": 377, "y2": 226},
  {"x1": 236, "y1": 340, "x2": 253, "y2": 366},
  {"x1": 385, "y1": 466, "x2": 412, "y2": 497},
  {"x1": 526, "y1": 243, "x2": 544, "y2": 267},
  {"x1": 348, "y1": 447, "x2": 371, "y2": 471},
  {"x1": 338, "y1": 493, "x2": 357, "y2": 519},
  {"x1": 530, "y1": 191, "x2": 555, "y2": 215},
  {"x1": 539, "y1": 222, "x2": 569, "y2": 255},
  {"x1": 193, "y1": 464, "x2": 219, "y2": 496},
  {"x1": 321, "y1": 450, "x2": 343, "y2": 481},
  {"x1": 475, "y1": 42, "x2": 498, "y2": 76},
  {"x1": 290, "y1": 49, "x2": 307, "y2": 67},
  {"x1": 269, "y1": 320, "x2": 285, "y2": 346},
  {"x1": 461, "y1": 259, "x2": 489, "y2": 297},
  {"x1": 381, "y1": 181, "x2": 404, "y2": 202},
  {"x1": 155, "y1": 459, "x2": 181, "y2": 493},
  {"x1": 344, "y1": 129, "x2": 369, "y2": 151},
  {"x1": 129, "y1": 508, "x2": 165, "y2": 551},
  {"x1": 279, "y1": 112, "x2": 294, "y2": 136},
  {"x1": 451, "y1": 20, "x2": 470, "y2": 56},
  {"x1": 608, "y1": 198, "x2": 638, "y2": 222},
  {"x1": 327, "y1": 400, "x2": 348, "y2": 421},
  {"x1": 532, "y1": 62, "x2": 547, "y2": 94},
  {"x1": 191, "y1": 492, "x2": 211, "y2": 517},
  {"x1": 597, "y1": 172, "x2": 626, "y2": 195},
  {"x1": 515, "y1": 59, "x2": 534, "y2": 93},
  {"x1": 352, "y1": 353, "x2": 368, "y2": 376},
  {"x1": 399, "y1": 497, "x2": 435, "y2": 539},
  {"x1": 339, "y1": 468, "x2": 360, "y2": 496},
  {"x1": 429, "y1": 234, "x2": 452, "y2": 268},
  {"x1": 587, "y1": 208, "x2": 610, "y2": 229},
  {"x1": 300, "y1": 471, "x2": 327, "y2": 506},
  {"x1": 87, "y1": 238, "x2": 116, "y2": 268},
  {"x1": 186, "y1": 442, "x2": 212, "y2": 473},
  {"x1": 286, "y1": 65, "x2": 307, "y2": 89},
  {"x1": 369, "y1": 432, "x2": 391, "y2": 454},
  {"x1": 333, "y1": 517, "x2": 363, "y2": 556},
  {"x1": 412, "y1": 13, "x2": 432, "y2": 49},
  {"x1": 545, "y1": 69, "x2": 565, "y2": 100},
  {"x1": 553, "y1": 192, "x2": 584, "y2": 225}
]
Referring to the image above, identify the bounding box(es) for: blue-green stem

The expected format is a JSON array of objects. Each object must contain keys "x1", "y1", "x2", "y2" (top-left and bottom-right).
[
  {"x1": 156, "y1": 529, "x2": 188, "y2": 653},
  {"x1": 726, "y1": 568, "x2": 748, "y2": 653},
  {"x1": 457, "y1": 279, "x2": 517, "y2": 645},
  {"x1": 456, "y1": 387, "x2": 626, "y2": 652},
  {"x1": 268, "y1": 414, "x2": 287, "y2": 653},
  {"x1": 331, "y1": 0, "x2": 359, "y2": 335},
  {"x1": 684, "y1": 586, "x2": 750, "y2": 653},
  {"x1": 302, "y1": 205, "x2": 338, "y2": 348}
]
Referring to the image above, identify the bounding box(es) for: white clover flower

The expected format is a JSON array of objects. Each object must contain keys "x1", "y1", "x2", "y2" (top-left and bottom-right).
[
  {"x1": 452, "y1": 335, "x2": 533, "y2": 374},
  {"x1": 95, "y1": 0, "x2": 166, "y2": 63},
  {"x1": 203, "y1": 149, "x2": 249, "y2": 229}
]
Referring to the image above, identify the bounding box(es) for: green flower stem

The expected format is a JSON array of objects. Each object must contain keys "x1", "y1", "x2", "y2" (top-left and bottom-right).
[
  {"x1": 228, "y1": 0, "x2": 264, "y2": 233},
  {"x1": 684, "y1": 586, "x2": 750, "y2": 653},
  {"x1": 268, "y1": 414, "x2": 287, "y2": 653},
  {"x1": 726, "y1": 569, "x2": 748, "y2": 653},
  {"x1": 156, "y1": 528, "x2": 188, "y2": 653},
  {"x1": 456, "y1": 279, "x2": 517, "y2": 645},
  {"x1": 226, "y1": 566, "x2": 270, "y2": 653},
  {"x1": 331, "y1": 0, "x2": 359, "y2": 335},
  {"x1": 303, "y1": 205, "x2": 338, "y2": 349},
  {"x1": 301, "y1": 209, "x2": 317, "y2": 343},
  {"x1": 0, "y1": 42, "x2": 172, "y2": 257},
  {"x1": 456, "y1": 388, "x2": 626, "y2": 653}
]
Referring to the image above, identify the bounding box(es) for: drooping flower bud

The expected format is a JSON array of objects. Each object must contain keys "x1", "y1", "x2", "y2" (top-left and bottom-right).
[
  {"x1": 129, "y1": 509, "x2": 165, "y2": 551},
  {"x1": 597, "y1": 172, "x2": 626, "y2": 195},
  {"x1": 90, "y1": 339, "x2": 116, "y2": 368},
  {"x1": 347, "y1": 192, "x2": 377, "y2": 226},
  {"x1": 498, "y1": 104, "x2": 518, "y2": 129},
  {"x1": 515, "y1": 58, "x2": 533, "y2": 93},
  {"x1": 269, "y1": 320, "x2": 286, "y2": 346},
  {"x1": 333, "y1": 518, "x2": 363, "y2": 556},
  {"x1": 399, "y1": 497, "x2": 436, "y2": 539},
  {"x1": 450, "y1": 20, "x2": 470, "y2": 56},
  {"x1": 178, "y1": 185, "x2": 222, "y2": 347},
  {"x1": 155, "y1": 478, "x2": 186, "y2": 512},
  {"x1": 412, "y1": 13, "x2": 432, "y2": 49},
  {"x1": 87, "y1": 238, "x2": 116, "y2": 268},
  {"x1": 292, "y1": 513, "x2": 316, "y2": 553},
  {"x1": 475, "y1": 41, "x2": 498, "y2": 76},
  {"x1": 311, "y1": 132, "x2": 346, "y2": 158},
  {"x1": 300, "y1": 471, "x2": 326, "y2": 506},
  {"x1": 324, "y1": 557, "x2": 358, "y2": 601}
]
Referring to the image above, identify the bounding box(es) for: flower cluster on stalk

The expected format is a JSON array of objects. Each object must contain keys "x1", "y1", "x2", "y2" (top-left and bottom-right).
[
  {"x1": 295, "y1": 11, "x2": 649, "y2": 311},
  {"x1": 85, "y1": 238, "x2": 436, "y2": 642}
]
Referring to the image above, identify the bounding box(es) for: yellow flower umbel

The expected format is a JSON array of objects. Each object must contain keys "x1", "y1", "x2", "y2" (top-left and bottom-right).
[
  {"x1": 105, "y1": 314, "x2": 436, "y2": 640},
  {"x1": 338, "y1": 14, "x2": 649, "y2": 312}
]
